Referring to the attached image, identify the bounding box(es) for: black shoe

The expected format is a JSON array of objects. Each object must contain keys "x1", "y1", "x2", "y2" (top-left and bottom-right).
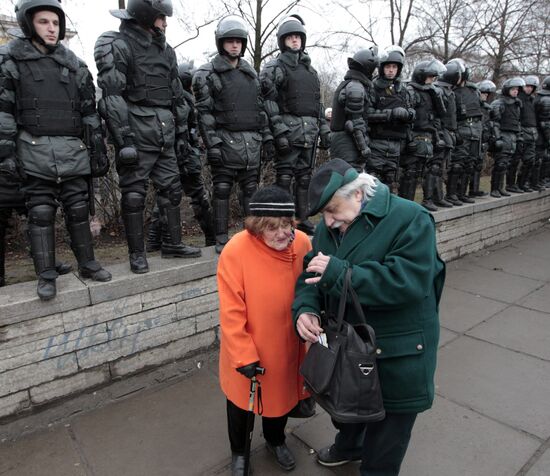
[
  {"x1": 231, "y1": 453, "x2": 247, "y2": 476},
  {"x1": 520, "y1": 185, "x2": 533, "y2": 192},
  {"x1": 499, "y1": 189, "x2": 512, "y2": 197},
  {"x1": 37, "y1": 277, "x2": 56, "y2": 301},
  {"x1": 421, "y1": 200, "x2": 438, "y2": 212},
  {"x1": 161, "y1": 243, "x2": 201, "y2": 259},
  {"x1": 266, "y1": 442, "x2": 296, "y2": 471},
  {"x1": 55, "y1": 261, "x2": 73, "y2": 275},
  {"x1": 490, "y1": 190, "x2": 502, "y2": 198},
  {"x1": 445, "y1": 195, "x2": 463, "y2": 206},
  {"x1": 317, "y1": 444, "x2": 361, "y2": 467},
  {"x1": 458, "y1": 195, "x2": 475, "y2": 204},
  {"x1": 129, "y1": 252, "x2": 149, "y2": 274},
  {"x1": 296, "y1": 220, "x2": 315, "y2": 236},
  {"x1": 79, "y1": 264, "x2": 112, "y2": 282},
  {"x1": 471, "y1": 190, "x2": 488, "y2": 197},
  {"x1": 506, "y1": 185, "x2": 523, "y2": 193}
]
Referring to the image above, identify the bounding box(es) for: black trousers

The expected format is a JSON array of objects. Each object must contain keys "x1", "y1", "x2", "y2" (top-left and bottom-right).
[
  {"x1": 226, "y1": 399, "x2": 288, "y2": 455},
  {"x1": 332, "y1": 412, "x2": 418, "y2": 476}
]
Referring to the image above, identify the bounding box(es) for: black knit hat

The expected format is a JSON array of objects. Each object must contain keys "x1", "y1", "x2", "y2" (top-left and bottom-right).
[
  {"x1": 249, "y1": 186, "x2": 295, "y2": 217},
  {"x1": 307, "y1": 158, "x2": 359, "y2": 216}
]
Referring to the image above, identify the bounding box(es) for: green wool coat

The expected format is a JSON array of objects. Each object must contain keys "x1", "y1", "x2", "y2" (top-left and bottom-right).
[{"x1": 292, "y1": 183, "x2": 445, "y2": 413}]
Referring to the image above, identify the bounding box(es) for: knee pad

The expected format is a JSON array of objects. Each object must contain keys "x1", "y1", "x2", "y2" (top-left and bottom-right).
[
  {"x1": 276, "y1": 174, "x2": 293, "y2": 191},
  {"x1": 450, "y1": 163, "x2": 463, "y2": 175},
  {"x1": 159, "y1": 184, "x2": 183, "y2": 207},
  {"x1": 241, "y1": 180, "x2": 258, "y2": 199},
  {"x1": 213, "y1": 182, "x2": 232, "y2": 200},
  {"x1": 121, "y1": 192, "x2": 146, "y2": 213},
  {"x1": 296, "y1": 173, "x2": 311, "y2": 189},
  {"x1": 65, "y1": 201, "x2": 89, "y2": 224},
  {"x1": 28, "y1": 204, "x2": 56, "y2": 226},
  {"x1": 429, "y1": 163, "x2": 441, "y2": 177}
]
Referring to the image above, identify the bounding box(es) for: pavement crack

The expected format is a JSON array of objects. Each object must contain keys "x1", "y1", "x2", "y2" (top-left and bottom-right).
[
  {"x1": 515, "y1": 436, "x2": 550, "y2": 476},
  {"x1": 66, "y1": 425, "x2": 96, "y2": 476}
]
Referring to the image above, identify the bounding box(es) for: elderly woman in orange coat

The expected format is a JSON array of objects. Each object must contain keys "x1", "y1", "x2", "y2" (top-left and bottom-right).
[{"x1": 217, "y1": 185, "x2": 312, "y2": 475}]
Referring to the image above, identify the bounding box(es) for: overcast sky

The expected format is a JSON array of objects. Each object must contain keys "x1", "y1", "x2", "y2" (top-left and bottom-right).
[{"x1": 1, "y1": 0, "x2": 393, "y2": 79}]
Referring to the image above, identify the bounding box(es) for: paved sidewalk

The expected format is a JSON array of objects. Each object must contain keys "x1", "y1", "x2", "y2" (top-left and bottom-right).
[{"x1": 1, "y1": 225, "x2": 549, "y2": 476}]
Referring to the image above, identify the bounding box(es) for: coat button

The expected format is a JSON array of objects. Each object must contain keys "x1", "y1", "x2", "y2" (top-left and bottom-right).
[
  {"x1": 417, "y1": 344, "x2": 423, "y2": 351},
  {"x1": 376, "y1": 348, "x2": 382, "y2": 355},
  {"x1": 32, "y1": 141, "x2": 36, "y2": 145}
]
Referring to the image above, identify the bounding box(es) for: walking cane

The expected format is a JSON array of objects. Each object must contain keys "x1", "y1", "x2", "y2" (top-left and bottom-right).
[{"x1": 243, "y1": 366, "x2": 265, "y2": 476}]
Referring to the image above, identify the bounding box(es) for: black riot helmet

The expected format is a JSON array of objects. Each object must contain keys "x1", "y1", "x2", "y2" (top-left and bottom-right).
[
  {"x1": 277, "y1": 14, "x2": 306, "y2": 52},
  {"x1": 477, "y1": 79, "x2": 496, "y2": 94},
  {"x1": 523, "y1": 75, "x2": 540, "y2": 91},
  {"x1": 178, "y1": 61, "x2": 196, "y2": 90},
  {"x1": 448, "y1": 58, "x2": 468, "y2": 82},
  {"x1": 378, "y1": 45, "x2": 405, "y2": 78},
  {"x1": 441, "y1": 61, "x2": 463, "y2": 86},
  {"x1": 15, "y1": 0, "x2": 66, "y2": 41},
  {"x1": 501, "y1": 77, "x2": 526, "y2": 97},
  {"x1": 215, "y1": 15, "x2": 248, "y2": 57},
  {"x1": 110, "y1": 0, "x2": 173, "y2": 28},
  {"x1": 542, "y1": 76, "x2": 550, "y2": 91},
  {"x1": 412, "y1": 59, "x2": 443, "y2": 84},
  {"x1": 347, "y1": 46, "x2": 379, "y2": 79}
]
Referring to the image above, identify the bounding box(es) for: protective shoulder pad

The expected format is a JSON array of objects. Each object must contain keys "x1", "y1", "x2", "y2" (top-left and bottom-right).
[{"x1": 94, "y1": 31, "x2": 121, "y2": 59}]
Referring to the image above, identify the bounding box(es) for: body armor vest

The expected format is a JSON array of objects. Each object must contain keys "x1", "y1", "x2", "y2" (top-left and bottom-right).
[
  {"x1": 215, "y1": 69, "x2": 262, "y2": 132},
  {"x1": 438, "y1": 86, "x2": 457, "y2": 131},
  {"x1": 455, "y1": 86, "x2": 482, "y2": 122},
  {"x1": 535, "y1": 92, "x2": 550, "y2": 123},
  {"x1": 498, "y1": 98, "x2": 521, "y2": 132},
  {"x1": 16, "y1": 56, "x2": 82, "y2": 137},
  {"x1": 278, "y1": 61, "x2": 320, "y2": 117},
  {"x1": 330, "y1": 80, "x2": 350, "y2": 131},
  {"x1": 519, "y1": 91, "x2": 537, "y2": 128},
  {"x1": 409, "y1": 84, "x2": 436, "y2": 133},
  {"x1": 370, "y1": 80, "x2": 409, "y2": 139},
  {"x1": 125, "y1": 35, "x2": 174, "y2": 107}
]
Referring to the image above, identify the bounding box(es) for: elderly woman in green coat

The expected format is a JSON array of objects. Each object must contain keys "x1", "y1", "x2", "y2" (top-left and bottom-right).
[{"x1": 292, "y1": 158, "x2": 445, "y2": 476}]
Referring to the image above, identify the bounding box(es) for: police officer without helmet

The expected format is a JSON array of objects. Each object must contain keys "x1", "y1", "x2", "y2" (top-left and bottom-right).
[
  {"x1": 293, "y1": 158, "x2": 445, "y2": 476},
  {"x1": 193, "y1": 15, "x2": 272, "y2": 254},
  {"x1": 0, "y1": 0, "x2": 111, "y2": 300},
  {"x1": 95, "y1": 0, "x2": 200, "y2": 275},
  {"x1": 260, "y1": 14, "x2": 331, "y2": 236}
]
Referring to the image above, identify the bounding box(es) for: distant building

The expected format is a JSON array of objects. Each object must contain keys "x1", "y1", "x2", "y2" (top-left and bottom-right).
[{"x1": 0, "y1": 13, "x2": 76, "y2": 45}]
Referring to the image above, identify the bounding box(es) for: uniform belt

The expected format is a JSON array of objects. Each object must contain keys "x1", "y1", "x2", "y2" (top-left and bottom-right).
[
  {"x1": 463, "y1": 117, "x2": 481, "y2": 123},
  {"x1": 414, "y1": 136, "x2": 431, "y2": 142}
]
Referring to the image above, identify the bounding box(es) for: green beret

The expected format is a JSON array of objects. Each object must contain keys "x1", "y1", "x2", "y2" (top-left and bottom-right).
[{"x1": 307, "y1": 159, "x2": 359, "y2": 216}]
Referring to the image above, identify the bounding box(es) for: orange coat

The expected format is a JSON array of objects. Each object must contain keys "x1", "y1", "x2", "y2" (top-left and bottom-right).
[{"x1": 217, "y1": 229, "x2": 312, "y2": 417}]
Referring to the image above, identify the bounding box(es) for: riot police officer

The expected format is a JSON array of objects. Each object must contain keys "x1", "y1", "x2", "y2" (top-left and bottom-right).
[
  {"x1": 0, "y1": 0, "x2": 111, "y2": 300},
  {"x1": 95, "y1": 0, "x2": 200, "y2": 274},
  {"x1": 449, "y1": 58, "x2": 483, "y2": 204},
  {"x1": 489, "y1": 78, "x2": 525, "y2": 197},
  {"x1": 260, "y1": 14, "x2": 330, "y2": 235},
  {"x1": 366, "y1": 45, "x2": 415, "y2": 191},
  {"x1": 193, "y1": 15, "x2": 272, "y2": 253},
  {"x1": 400, "y1": 59, "x2": 446, "y2": 202},
  {"x1": 147, "y1": 62, "x2": 215, "y2": 250},
  {"x1": 330, "y1": 47, "x2": 379, "y2": 172},
  {"x1": 511, "y1": 76, "x2": 539, "y2": 193},
  {"x1": 535, "y1": 76, "x2": 550, "y2": 189},
  {"x1": 478, "y1": 79, "x2": 499, "y2": 195}
]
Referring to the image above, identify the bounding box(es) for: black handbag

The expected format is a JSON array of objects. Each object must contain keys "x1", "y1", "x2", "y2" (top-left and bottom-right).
[{"x1": 300, "y1": 269, "x2": 385, "y2": 423}]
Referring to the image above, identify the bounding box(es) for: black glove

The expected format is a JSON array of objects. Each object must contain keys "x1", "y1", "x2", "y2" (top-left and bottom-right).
[
  {"x1": 90, "y1": 133, "x2": 109, "y2": 177},
  {"x1": 319, "y1": 131, "x2": 331, "y2": 150},
  {"x1": 391, "y1": 107, "x2": 410, "y2": 122},
  {"x1": 275, "y1": 134, "x2": 291, "y2": 155},
  {"x1": 0, "y1": 158, "x2": 20, "y2": 179},
  {"x1": 207, "y1": 147, "x2": 223, "y2": 166},
  {"x1": 176, "y1": 136, "x2": 190, "y2": 161},
  {"x1": 236, "y1": 361, "x2": 261, "y2": 379},
  {"x1": 117, "y1": 146, "x2": 138, "y2": 167},
  {"x1": 262, "y1": 140, "x2": 276, "y2": 162}
]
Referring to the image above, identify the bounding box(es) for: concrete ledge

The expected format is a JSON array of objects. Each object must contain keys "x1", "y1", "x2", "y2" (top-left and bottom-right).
[{"x1": 0, "y1": 190, "x2": 549, "y2": 424}]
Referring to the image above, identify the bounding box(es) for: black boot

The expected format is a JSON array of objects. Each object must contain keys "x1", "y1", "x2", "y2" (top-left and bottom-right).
[
  {"x1": 445, "y1": 171, "x2": 463, "y2": 206},
  {"x1": 66, "y1": 210, "x2": 111, "y2": 283},
  {"x1": 295, "y1": 185, "x2": 315, "y2": 235},
  {"x1": 505, "y1": 163, "x2": 523, "y2": 193},
  {"x1": 213, "y1": 198, "x2": 229, "y2": 254},
  {"x1": 160, "y1": 205, "x2": 201, "y2": 259},
  {"x1": 421, "y1": 174, "x2": 438, "y2": 212},
  {"x1": 123, "y1": 210, "x2": 149, "y2": 274},
  {"x1": 433, "y1": 176, "x2": 453, "y2": 207},
  {"x1": 146, "y1": 205, "x2": 162, "y2": 252},
  {"x1": 490, "y1": 169, "x2": 501, "y2": 198},
  {"x1": 498, "y1": 170, "x2": 511, "y2": 196},
  {"x1": 193, "y1": 200, "x2": 216, "y2": 246},
  {"x1": 530, "y1": 162, "x2": 543, "y2": 191},
  {"x1": 469, "y1": 171, "x2": 487, "y2": 197},
  {"x1": 28, "y1": 222, "x2": 57, "y2": 301},
  {"x1": 398, "y1": 173, "x2": 417, "y2": 201},
  {"x1": 457, "y1": 174, "x2": 475, "y2": 203},
  {"x1": 0, "y1": 224, "x2": 5, "y2": 287},
  {"x1": 518, "y1": 164, "x2": 533, "y2": 192}
]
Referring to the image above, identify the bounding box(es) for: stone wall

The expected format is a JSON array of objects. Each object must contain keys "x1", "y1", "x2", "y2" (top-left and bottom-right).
[{"x1": 1, "y1": 191, "x2": 549, "y2": 426}]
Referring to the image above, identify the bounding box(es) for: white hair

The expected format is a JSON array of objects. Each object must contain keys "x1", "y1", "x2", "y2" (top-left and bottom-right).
[{"x1": 334, "y1": 173, "x2": 379, "y2": 202}]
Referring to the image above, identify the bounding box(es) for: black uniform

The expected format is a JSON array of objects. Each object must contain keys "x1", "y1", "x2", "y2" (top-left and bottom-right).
[
  {"x1": 95, "y1": 20, "x2": 200, "y2": 273},
  {"x1": 366, "y1": 77, "x2": 414, "y2": 189},
  {"x1": 260, "y1": 50, "x2": 330, "y2": 231},
  {"x1": 193, "y1": 54, "x2": 271, "y2": 252},
  {"x1": 0, "y1": 35, "x2": 110, "y2": 299},
  {"x1": 452, "y1": 83, "x2": 483, "y2": 201},
  {"x1": 513, "y1": 89, "x2": 538, "y2": 192},
  {"x1": 534, "y1": 88, "x2": 550, "y2": 188}
]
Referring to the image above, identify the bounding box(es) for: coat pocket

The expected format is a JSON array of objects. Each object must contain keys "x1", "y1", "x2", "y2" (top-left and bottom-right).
[
  {"x1": 128, "y1": 107, "x2": 160, "y2": 149},
  {"x1": 376, "y1": 330, "x2": 429, "y2": 403}
]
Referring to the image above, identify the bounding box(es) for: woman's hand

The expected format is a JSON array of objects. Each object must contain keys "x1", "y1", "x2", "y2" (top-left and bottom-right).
[{"x1": 296, "y1": 313, "x2": 323, "y2": 343}]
